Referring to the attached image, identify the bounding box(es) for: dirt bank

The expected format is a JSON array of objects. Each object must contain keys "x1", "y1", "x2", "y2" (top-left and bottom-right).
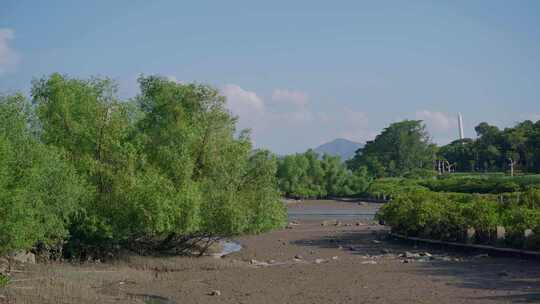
[{"x1": 2, "y1": 200, "x2": 540, "y2": 303}]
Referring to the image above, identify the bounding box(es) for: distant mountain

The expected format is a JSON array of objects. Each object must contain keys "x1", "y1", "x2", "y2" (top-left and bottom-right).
[{"x1": 314, "y1": 138, "x2": 363, "y2": 161}]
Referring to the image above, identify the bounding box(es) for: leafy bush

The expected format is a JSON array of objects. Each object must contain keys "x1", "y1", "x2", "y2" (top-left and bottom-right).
[
  {"x1": 0, "y1": 94, "x2": 88, "y2": 255},
  {"x1": 0, "y1": 74, "x2": 286, "y2": 258},
  {"x1": 0, "y1": 273, "x2": 9, "y2": 287},
  {"x1": 421, "y1": 175, "x2": 540, "y2": 194},
  {"x1": 377, "y1": 186, "x2": 540, "y2": 249},
  {"x1": 277, "y1": 151, "x2": 370, "y2": 198}
]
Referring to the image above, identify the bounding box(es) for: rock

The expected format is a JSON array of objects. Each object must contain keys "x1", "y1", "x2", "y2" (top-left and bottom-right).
[
  {"x1": 361, "y1": 260, "x2": 377, "y2": 265},
  {"x1": 250, "y1": 259, "x2": 270, "y2": 267},
  {"x1": 358, "y1": 202, "x2": 368, "y2": 206},
  {"x1": 321, "y1": 220, "x2": 337, "y2": 226},
  {"x1": 332, "y1": 256, "x2": 339, "y2": 260},
  {"x1": 372, "y1": 240, "x2": 381, "y2": 244},
  {"x1": 11, "y1": 251, "x2": 36, "y2": 264},
  {"x1": 289, "y1": 221, "x2": 300, "y2": 226},
  {"x1": 401, "y1": 259, "x2": 410, "y2": 264},
  {"x1": 315, "y1": 258, "x2": 327, "y2": 264},
  {"x1": 420, "y1": 252, "x2": 432, "y2": 257},
  {"x1": 294, "y1": 255, "x2": 303, "y2": 260},
  {"x1": 334, "y1": 221, "x2": 342, "y2": 227},
  {"x1": 380, "y1": 248, "x2": 391, "y2": 254},
  {"x1": 209, "y1": 290, "x2": 221, "y2": 296},
  {"x1": 439, "y1": 256, "x2": 452, "y2": 262},
  {"x1": 404, "y1": 251, "x2": 420, "y2": 259}
]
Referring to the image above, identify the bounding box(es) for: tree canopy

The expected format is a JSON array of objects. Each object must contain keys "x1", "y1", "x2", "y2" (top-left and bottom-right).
[
  {"x1": 0, "y1": 74, "x2": 286, "y2": 256},
  {"x1": 347, "y1": 120, "x2": 436, "y2": 177},
  {"x1": 439, "y1": 120, "x2": 540, "y2": 173}
]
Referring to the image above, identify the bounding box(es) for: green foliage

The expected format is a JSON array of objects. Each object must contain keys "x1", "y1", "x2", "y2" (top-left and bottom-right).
[
  {"x1": 0, "y1": 74, "x2": 286, "y2": 257},
  {"x1": 439, "y1": 120, "x2": 540, "y2": 173},
  {"x1": 421, "y1": 175, "x2": 540, "y2": 194},
  {"x1": 365, "y1": 178, "x2": 428, "y2": 200},
  {"x1": 347, "y1": 120, "x2": 436, "y2": 177},
  {"x1": 0, "y1": 94, "x2": 87, "y2": 255},
  {"x1": 277, "y1": 150, "x2": 370, "y2": 198},
  {"x1": 0, "y1": 273, "x2": 9, "y2": 287},
  {"x1": 377, "y1": 182, "x2": 540, "y2": 249}
]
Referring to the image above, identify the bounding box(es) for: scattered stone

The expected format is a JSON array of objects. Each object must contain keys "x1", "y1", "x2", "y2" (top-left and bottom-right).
[
  {"x1": 439, "y1": 256, "x2": 452, "y2": 262},
  {"x1": 11, "y1": 251, "x2": 36, "y2": 264},
  {"x1": 321, "y1": 220, "x2": 337, "y2": 226},
  {"x1": 361, "y1": 260, "x2": 377, "y2": 265},
  {"x1": 332, "y1": 256, "x2": 339, "y2": 260},
  {"x1": 209, "y1": 290, "x2": 221, "y2": 296},
  {"x1": 345, "y1": 223, "x2": 352, "y2": 227},
  {"x1": 404, "y1": 251, "x2": 420, "y2": 259},
  {"x1": 251, "y1": 259, "x2": 272, "y2": 267},
  {"x1": 315, "y1": 258, "x2": 327, "y2": 264},
  {"x1": 334, "y1": 221, "x2": 342, "y2": 227}
]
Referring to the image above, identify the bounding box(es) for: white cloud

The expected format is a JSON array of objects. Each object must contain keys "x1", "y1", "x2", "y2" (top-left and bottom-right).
[
  {"x1": 415, "y1": 110, "x2": 457, "y2": 132},
  {"x1": 271, "y1": 89, "x2": 309, "y2": 107},
  {"x1": 221, "y1": 84, "x2": 375, "y2": 153},
  {"x1": 221, "y1": 84, "x2": 265, "y2": 116},
  {"x1": 0, "y1": 28, "x2": 19, "y2": 75},
  {"x1": 221, "y1": 84, "x2": 266, "y2": 136}
]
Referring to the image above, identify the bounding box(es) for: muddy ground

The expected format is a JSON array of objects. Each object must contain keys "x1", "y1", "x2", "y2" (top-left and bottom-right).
[{"x1": 2, "y1": 200, "x2": 540, "y2": 303}]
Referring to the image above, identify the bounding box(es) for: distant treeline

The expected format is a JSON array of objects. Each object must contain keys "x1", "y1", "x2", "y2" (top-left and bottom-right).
[
  {"x1": 276, "y1": 150, "x2": 370, "y2": 199},
  {"x1": 439, "y1": 121, "x2": 540, "y2": 173},
  {"x1": 276, "y1": 119, "x2": 540, "y2": 198},
  {"x1": 0, "y1": 74, "x2": 285, "y2": 257}
]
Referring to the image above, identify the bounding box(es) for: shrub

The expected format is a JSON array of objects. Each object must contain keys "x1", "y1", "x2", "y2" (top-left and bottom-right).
[{"x1": 0, "y1": 94, "x2": 87, "y2": 255}]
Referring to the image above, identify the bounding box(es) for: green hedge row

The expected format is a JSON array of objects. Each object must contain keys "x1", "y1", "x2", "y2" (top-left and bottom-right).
[{"x1": 377, "y1": 187, "x2": 540, "y2": 249}]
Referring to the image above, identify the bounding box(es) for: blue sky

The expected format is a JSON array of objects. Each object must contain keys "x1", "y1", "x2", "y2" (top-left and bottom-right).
[{"x1": 1, "y1": 1, "x2": 539, "y2": 154}]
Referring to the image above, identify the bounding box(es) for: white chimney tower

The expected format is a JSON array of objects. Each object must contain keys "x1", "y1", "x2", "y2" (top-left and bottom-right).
[{"x1": 458, "y1": 113, "x2": 464, "y2": 140}]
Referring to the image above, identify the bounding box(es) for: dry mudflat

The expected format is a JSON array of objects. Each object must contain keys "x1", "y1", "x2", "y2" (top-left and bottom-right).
[{"x1": 2, "y1": 200, "x2": 540, "y2": 304}]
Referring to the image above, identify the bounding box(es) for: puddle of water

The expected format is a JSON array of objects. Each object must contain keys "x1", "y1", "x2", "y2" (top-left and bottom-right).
[{"x1": 210, "y1": 240, "x2": 242, "y2": 258}]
